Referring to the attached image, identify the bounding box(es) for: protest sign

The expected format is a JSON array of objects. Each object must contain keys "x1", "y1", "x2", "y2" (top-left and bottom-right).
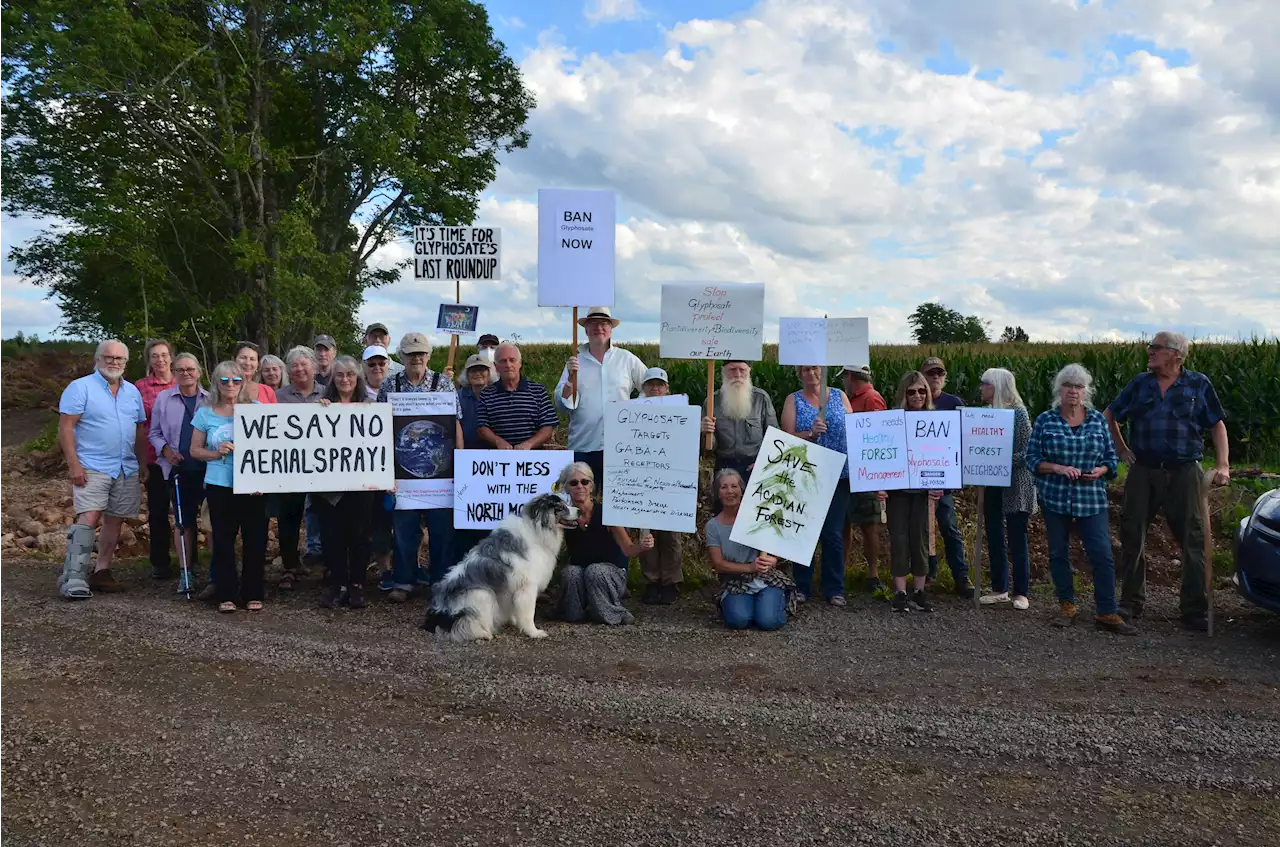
[
  {"x1": 778, "y1": 317, "x2": 870, "y2": 367},
  {"x1": 412, "y1": 226, "x2": 501, "y2": 281},
  {"x1": 233, "y1": 404, "x2": 393, "y2": 494},
  {"x1": 609, "y1": 394, "x2": 690, "y2": 407},
  {"x1": 453, "y1": 450, "x2": 576, "y2": 529},
  {"x1": 658, "y1": 283, "x2": 765, "y2": 361},
  {"x1": 436, "y1": 304, "x2": 479, "y2": 336},
  {"x1": 537, "y1": 189, "x2": 615, "y2": 306},
  {"x1": 846, "y1": 409, "x2": 909, "y2": 492},
  {"x1": 603, "y1": 402, "x2": 701, "y2": 533},
  {"x1": 389, "y1": 392, "x2": 457, "y2": 510},
  {"x1": 730, "y1": 427, "x2": 845, "y2": 563},
  {"x1": 961, "y1": 408, "x2": 1016, "y2": 487},
  {"x1": 906, "y1": 411, "x2": 962, "y2": 490}
]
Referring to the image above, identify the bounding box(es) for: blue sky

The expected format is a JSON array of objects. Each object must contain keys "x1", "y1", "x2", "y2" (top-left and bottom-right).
[{"x1": 4, "y1": 0, "x2": 1278, "y2": 345}]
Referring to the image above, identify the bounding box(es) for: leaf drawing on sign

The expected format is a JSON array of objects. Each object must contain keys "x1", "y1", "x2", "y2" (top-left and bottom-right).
[{"x1": 748, "y1": 443, "x2": 819, "y2": 539}]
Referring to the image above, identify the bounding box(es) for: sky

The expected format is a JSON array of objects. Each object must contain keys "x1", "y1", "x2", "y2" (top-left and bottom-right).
[{"x1": 3, "y1": 0, "x2": 1279, "y2": 345}]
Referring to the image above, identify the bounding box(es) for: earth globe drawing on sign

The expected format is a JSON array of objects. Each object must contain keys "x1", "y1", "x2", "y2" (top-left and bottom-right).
[{"x1": 395, "y1": 419, "x2": 453, "y2": 479}]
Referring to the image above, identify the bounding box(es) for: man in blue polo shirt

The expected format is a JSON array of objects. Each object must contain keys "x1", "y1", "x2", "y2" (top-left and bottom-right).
[
  {"x1": 477, "y1": 343, "x2": 559, "y2": 450},
  {"x1": 56, "y1": 339, "x2": 149, "y2": 599},
  {"x1": 1105, "y1": 331, "x2": 1229, "y2": 631}
]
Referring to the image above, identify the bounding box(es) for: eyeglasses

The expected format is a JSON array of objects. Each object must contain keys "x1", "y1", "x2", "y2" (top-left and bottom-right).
[
  {"x1": 906, "y1": 388, "x2": 928, "y2": 396},
  {"x1": 1147, "y1": 343, "x2": 1173, "y2": 352},
  {"x1": 334, "y1": 371, "x2": 357, "y2": 379},
  {"x1": 175, "y1": 367, "x2": 198, "y2": 375},
  {"x1": 566, "y1": 479, "x2": 591, "y2": 487},
  {"x1": 219, "y1": 376, "x2": 243, "y2": 385},
  {"x1": 101, "y1": 355, "x2": 127, "y2": 364},
  {"x1": 1061, "y1": 382, "x2": 1085, "y2": 390}
]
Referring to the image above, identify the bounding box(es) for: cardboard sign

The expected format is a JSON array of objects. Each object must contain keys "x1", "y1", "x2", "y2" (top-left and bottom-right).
[
  {"x1": 659, "y1": 283, "x2": 765, "y2": 361},
  {"x1": 389, "y1": 392, "x2": 457, "y2": 510},
  {"x1": 437, "y1": 303, "x2": 479, "y2": 336},
  {"x1": 961, "y1": 408, "x2": 1016, "y2": 486},
  {"x1": 453, "y1": 449, "x2": 577, "y2": 529},
  {"x1": 233, "y1": 404, "x2": 394, "y2": 494},
  {"x1": 729, "y1": 427, "x2": 845, "y2": 563},
  {"x1": 906, "y1": 411, "x2": 961, "y2": 490},
  {"x1": 778, "y1": 317, "x2": 870, "y2": 367},
  {"x1": 537, "y1": 189, "x2": 615, "y2": 306},
  {"x1": 846, "y1": 409, "x2": 909, "y2": 493},
  {"x1": 412, "y1": 226, "x2": 501, "y2": 281},
  {"x1": 602, "y1": 402, "x2": 701, "y2": 532}
]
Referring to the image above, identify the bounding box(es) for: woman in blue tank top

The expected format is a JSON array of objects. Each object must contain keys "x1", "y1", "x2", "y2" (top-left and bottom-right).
[{"x1": 781, "y1": 365, "x2": 854, "y2": 604}]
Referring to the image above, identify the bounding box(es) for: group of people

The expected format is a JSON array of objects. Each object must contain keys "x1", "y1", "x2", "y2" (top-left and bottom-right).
[{"x1": 57, "y1": 317, "x2": 1228, "y2": 638}]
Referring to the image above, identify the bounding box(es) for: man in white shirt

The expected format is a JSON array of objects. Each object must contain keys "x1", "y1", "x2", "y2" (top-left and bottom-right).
[{"x1": 555, "y1": 306, "x2": 648, "y2": 487}]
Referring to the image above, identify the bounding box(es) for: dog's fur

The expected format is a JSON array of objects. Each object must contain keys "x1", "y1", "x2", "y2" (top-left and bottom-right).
[{"x1": 424, "y1": 494, "x2": 576, "y2": 642}]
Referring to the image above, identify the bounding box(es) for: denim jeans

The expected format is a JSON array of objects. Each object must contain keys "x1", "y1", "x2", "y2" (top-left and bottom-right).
[
  {"x1": 792, "y1": 488, "x2": 847, "y2": 599},
  {"x1": 1043, "y1": 509, "x2": 1117, "y2": 615},
  {"x1": 721, "y1": 587, "x2": 787, "y2": 630},
  {"x1": 984, "y1": 488, "x2": 1031, "y2": 597},
  {"x1": 392, "y1": 509, "x2": 455, "y2": 590},
  {"x1": 934, "y1": 493, "x2": 968, "y2": 584},
  {"x1": 304, "y1": 495, "x2": 322, "y2": 555}
]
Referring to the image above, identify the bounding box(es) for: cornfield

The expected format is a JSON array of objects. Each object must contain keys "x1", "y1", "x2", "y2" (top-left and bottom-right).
[{"x1": 433, "y1": 339, "x2": 1280, "y2": 465}]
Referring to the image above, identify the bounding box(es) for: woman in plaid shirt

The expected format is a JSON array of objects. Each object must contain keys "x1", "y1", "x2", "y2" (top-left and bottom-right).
[{"x1": 1026, "y1": 364, "x2": 1136, "y2": 635}]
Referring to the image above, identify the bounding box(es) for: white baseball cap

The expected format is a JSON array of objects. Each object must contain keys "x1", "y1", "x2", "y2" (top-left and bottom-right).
[{"x1": 362, "y1": 345, "x2": 389, "y2": 361}]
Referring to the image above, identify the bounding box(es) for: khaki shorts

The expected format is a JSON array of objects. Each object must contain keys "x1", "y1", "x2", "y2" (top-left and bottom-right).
[
  {"x1": 73, "y1": 469, "x2": 143, "y2": 518},
  {"x1": 847, "y1": 491, "x2": 882, "y2": 526}
]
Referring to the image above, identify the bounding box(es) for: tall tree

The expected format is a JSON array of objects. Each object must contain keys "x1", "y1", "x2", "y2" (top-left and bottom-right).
[
  {"x1": 3, "y1": 0, "x2": 532, "y2": 358},
  {"x1": 1000, "y1": 325, "x2": 1030, "y2": 343},
  {"x1": 907, "y1": 302, "x2": 990, "y2": 344}
]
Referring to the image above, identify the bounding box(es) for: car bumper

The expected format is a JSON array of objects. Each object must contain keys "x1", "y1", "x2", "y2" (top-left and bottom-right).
[{"x1": 1235, "y1": 523, "x2": 1280, "y2": 614}]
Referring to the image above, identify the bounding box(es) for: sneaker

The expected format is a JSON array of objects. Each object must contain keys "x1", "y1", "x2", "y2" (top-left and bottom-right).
[
  {"x1": 865, "y1": 576, "x2": 883, "y2": 594},
  {"x1": 1012, "y1": 595, "x2": 1030, "y2": 611},
  {"x1": 1117, "y1": 604, "x2": 1144, "y2": 623},
  {"x1": 88, "y1": 569, "x2": 124, "y2": 593},
  {"x1": 197, "y1": 582, "x2": 217, "y2": 602},
  {"x1": 378, "y1": 571, "x2": 396, "y2": 593},
  {"x1": 348, "y1": 586, "x2": 366, "y2": 610},
  {"x1": 892, "y1": 591, "x2": 910, "y2": 613},
  {"x1": 980, "y1": 591, "x2": 1011, "y2": 605},
  {"x1": 1181, "y1": 615, "x2": 1209, "y2": 632},
  {"x1": 388, "y1": 588, "x2": 409, "y2": 604},
  {"x1": 1096, "y1": 613, "x2": 1138, "y2": 636},
  {"x1": 828, "y1": 594, "x2": 848, "y2": 607},
  {"x1": 795, "y1": 592, "x2": 809, "y2": 604},
  {"x1": 953, "y1": 578, "x2": 975, "y2": 600},
  {"x1": 658, "y1": 584, "x2": 679, "y2": 605},
  {"x1": 416, "y1": 566, "x2": 431, "y2": 585},
  {"x1": 642, "y1": 584, "x2": 662, "y2": 605},
  {"x1": 910, "y1": 590, "x2": 935, "y2": 613},
  {"x1": 1051, "y1": 601, "x2": 1078, "y2": 627},
  {"x1": 176, "y1": 571, "x2": 195, "y2": 595}
]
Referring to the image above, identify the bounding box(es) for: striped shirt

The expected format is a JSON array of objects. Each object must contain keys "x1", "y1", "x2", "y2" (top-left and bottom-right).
[
  {"x1": 1025, "y1": 407, "x2": 1118, "y2": 518},
  {"x1": 477, "y1": 377, "x2": 559, "y2": 446}
]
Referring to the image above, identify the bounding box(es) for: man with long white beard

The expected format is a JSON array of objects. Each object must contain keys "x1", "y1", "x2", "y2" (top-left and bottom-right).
[
  {"x1": 701, "y1": 360, "x2": 778, "y2": 507},
  {"x1": 56, "y1": 339, "x2": 149, "y2": 599}
]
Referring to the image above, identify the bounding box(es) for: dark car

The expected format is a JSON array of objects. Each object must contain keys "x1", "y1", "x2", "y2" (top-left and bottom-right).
[{"x1": 1235, "y1": 488, "x2": 1280, "y2": 613}]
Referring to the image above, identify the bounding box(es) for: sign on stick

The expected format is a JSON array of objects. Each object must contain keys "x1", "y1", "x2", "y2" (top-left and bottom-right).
[
  {"x1": 389, "y1": 392, "x2": 457, "y2": 510},
  {"x1": 906, "y1": 411, "x2": 962, "y2": 490},
  {"x1": 233, "y1": 404, "x2": 394, "y2": 494},
  {"x1": 436, "y1": 304, "x2": 480, "y2": 336},
  {"x1": 537, "y1": 189, "x2": 615, "y2": 306},
  {"x1": 412, "y1": 226, "x2": 501, "y2": 281},
  {"x1": 778, "y1": 317, "x2": 870, "y2": 367},
  {"x1": 603, "y1": 402, "x2": 701, "y2": 533},
  {"x1": 960, "y1": 408, "x2": 1016, "y2": 486},
  {"x1": 453, "y1": 450, "x2": 577, "y2": 529},
  {"x1": 846, "y1": 409, "x2": 909, "y2": 492},
  {"x1": 659, "y1": 283, "x2": 765, "y2": 361}
]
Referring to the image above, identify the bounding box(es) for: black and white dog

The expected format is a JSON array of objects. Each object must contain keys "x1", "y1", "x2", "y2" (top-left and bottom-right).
[{"x1": 424, "y1": 494, "x2": 577, "y2": 643}]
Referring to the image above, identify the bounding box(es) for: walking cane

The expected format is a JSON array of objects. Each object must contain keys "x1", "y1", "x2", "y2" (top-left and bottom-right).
[
  {"x1": 173, "y1": 473, "x2": 193, "y2": 599},
  {"x1": 1200, "y1": 469, "x2": 1217, "y2": 637}
]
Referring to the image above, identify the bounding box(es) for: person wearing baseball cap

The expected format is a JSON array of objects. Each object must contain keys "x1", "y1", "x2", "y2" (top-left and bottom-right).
[
  {"x1": 555, "y1": 306, "x2": 649, "y2": 488},
  {"x1": 635, "y1": 366, "x2": 683, "y2": 603},
  {"x1": 363, "y1": 323, "x2": 404, "y2": 375},
  {"x1": 361, "y1": 345, "x2": 391, "y2": 401},
  {"x1": 918, "y1": 355, "x2": 972, "y2": 597},
  {"x1": 476, "y1": 334, "x2": 501, "y2": 384},
  {"x1": 313, "y1": 334, "x2": 337, "y2": 386},
  {"x1": 842, "y1": 364, "x2": 889, "y2": 592}
]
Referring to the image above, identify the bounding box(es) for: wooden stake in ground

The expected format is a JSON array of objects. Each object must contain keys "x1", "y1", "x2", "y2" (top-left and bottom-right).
[
  {"x1": 971, "y1": 488, "x2": 985, "y2": 609},
  {"x1": 445, "y1": 279, "x2": 460, "y2": 374},
  {"x1": 570, "y1": 307, "x2": 579, "y2": 401},
  {"x1": 704, "y1": 360, "x2": 715, "y2": 452},
  {"x1": 1200, "y1": 468, "x2": 1217, "y2": 637}
]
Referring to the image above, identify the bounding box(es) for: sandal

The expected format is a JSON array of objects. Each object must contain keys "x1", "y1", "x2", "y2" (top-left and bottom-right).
[
  {"x1": 247, "y1": 600, "x2": 264, "y2": 612},
  {"x1": 218, "y1": 601, "x2": 237, "y2": 613},
  {"x1": 278, "y1": 571, "x2": 296, "y2": 591}
]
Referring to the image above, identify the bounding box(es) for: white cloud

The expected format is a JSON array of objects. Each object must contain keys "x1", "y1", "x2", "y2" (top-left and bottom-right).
[{"x1": 584, "y1": 0, "x2": 645, "y2": 26}]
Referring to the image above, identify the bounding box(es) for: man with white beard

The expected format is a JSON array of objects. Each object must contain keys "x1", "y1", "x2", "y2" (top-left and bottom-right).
[
  {"x1": 701, "y1": 360, "x2": 779, "y2": 507},
  {"x1": 56, "y1": 339, "x2": 149, "y2": 599}
]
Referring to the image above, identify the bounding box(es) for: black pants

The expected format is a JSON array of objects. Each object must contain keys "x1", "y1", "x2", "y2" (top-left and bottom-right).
[
  {"x1": 277, "y1": 493, "x2": 307, "y2": 571},
  {"x1": 453, "y1": 529, "x2": 489, "y2": 563},
  {"x1": 146, "y1": 463, "x2": 171, "y2": 573},
  {"x1": 207, "y1": 484, "x2": 269, "y2": 604},
  {"x1": 314, "y1": 492, "x2": 374, "y2": 588}
]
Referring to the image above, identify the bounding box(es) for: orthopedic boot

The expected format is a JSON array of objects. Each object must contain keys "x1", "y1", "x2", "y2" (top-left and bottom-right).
[{"x1": 58, "y1": 523, "x2": 95, "y2": 600}]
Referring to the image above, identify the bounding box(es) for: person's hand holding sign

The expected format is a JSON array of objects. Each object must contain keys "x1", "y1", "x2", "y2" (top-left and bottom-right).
[
  {"x1": 701, "y1": 416, "x2": 716, "y2": 434},
  {"x1": 754, "y1": 553, "x2": 778, "y2": 573}
]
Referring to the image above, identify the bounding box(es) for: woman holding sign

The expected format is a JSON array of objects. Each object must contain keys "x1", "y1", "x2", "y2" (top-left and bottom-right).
[
  {"x1": 189, "y1": 361, "x2": 269, "y2": 613},
  {"x1": 885, "y1": 372, "x2": 940, "y2": 614},
  {"x1": 978, "y1": 369, "x2": 1037, "y2": 611},
  {"x1": 781, "y1": 365, "x2": 854, "y2": 605},
  {"x1": 557, "y1": 462, "x2": 654, "y2": 626},
  {"x1": 706, "y1": 469, "x2": 794, "y2": 630}
]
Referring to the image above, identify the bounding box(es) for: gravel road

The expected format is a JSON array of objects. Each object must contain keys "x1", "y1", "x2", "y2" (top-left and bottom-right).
[{"x1": 3, "y1": 558, "x2": 1279, "y2": 846}]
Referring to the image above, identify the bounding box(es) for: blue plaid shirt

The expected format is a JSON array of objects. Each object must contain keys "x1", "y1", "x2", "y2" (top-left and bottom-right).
[
  {"x1": 1026, "y1": 408, "x2": 1118, "y2": 517},
  {"x1": 1106, "y1": 369, "x2": 1224, "y2": 465}
]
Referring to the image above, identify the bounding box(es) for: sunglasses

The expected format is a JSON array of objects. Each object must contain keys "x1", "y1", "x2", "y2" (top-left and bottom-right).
[
  {"x1": 926, "y1": 369, "x2": 946, "y2": 377},
  {"x1": 566, "y1": 479, "x2": 591, "y2": 487},
  {"x1": 219, "y1": 376, "x2": 244, "y2": 385},
  {"x1": 906, "y1": 388, "x2": 928, "y2": 396}
]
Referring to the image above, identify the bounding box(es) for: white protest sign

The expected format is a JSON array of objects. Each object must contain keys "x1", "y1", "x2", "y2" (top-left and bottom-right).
[
  {"x1": 777, "y1": 317, "x2": 870, "y2": 367},
  {"x1": 609, "y1": 394, "x2": 690, "y2": 408},
  {"x1": 846, "y1": 409, "x2": 910, "y2": 492},
  {"x1": 730, "y1": 427, "x2": 845, "y2": 563},
  {"x1": 233, "y1": 404, "x2": 393, "y2": 494},
  {"x1": 537, "y1": 189, "x2": 615, "y2": 306},
  {"x1": 412, "y1": 226, "x2": 501, "y2": 281},
  {"x1": 659, "y1": 283, "x2": 765, "y2": 361},
  {"x1": 389, "y1": 392, "x2": 457, "y2": 510},
  {"x1": 961, "y1": 408, "x2": 1016, "y2": 487},
  {"x1": 906, "y1": 411, "x2": 962, "y2": 490},
  {"x1": 603, "y1": 402, "x2": 700, "y2": 533},
  {"x1": 453, "y1": 450, "x2": 576, "y2": 529}
]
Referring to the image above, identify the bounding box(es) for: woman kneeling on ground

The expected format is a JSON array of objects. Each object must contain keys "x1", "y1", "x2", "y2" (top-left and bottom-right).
[
  {"x1": 558, "y1": 461, "x2": 654, "y2": 625},
  {"x1": 705, "y1": 468, "x2": 794, "y2": 630}
]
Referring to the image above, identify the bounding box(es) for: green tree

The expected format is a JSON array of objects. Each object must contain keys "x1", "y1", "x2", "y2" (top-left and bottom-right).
[
  {"x1": 907, "y1": 302, "x2": 990, "y2": 344},
  {"x1": 3, "y1": 0, "x2": 533, "y2": 360},
  {"x1": 1000, "y1": 325, "x2": 1030, "y2": 343}
]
